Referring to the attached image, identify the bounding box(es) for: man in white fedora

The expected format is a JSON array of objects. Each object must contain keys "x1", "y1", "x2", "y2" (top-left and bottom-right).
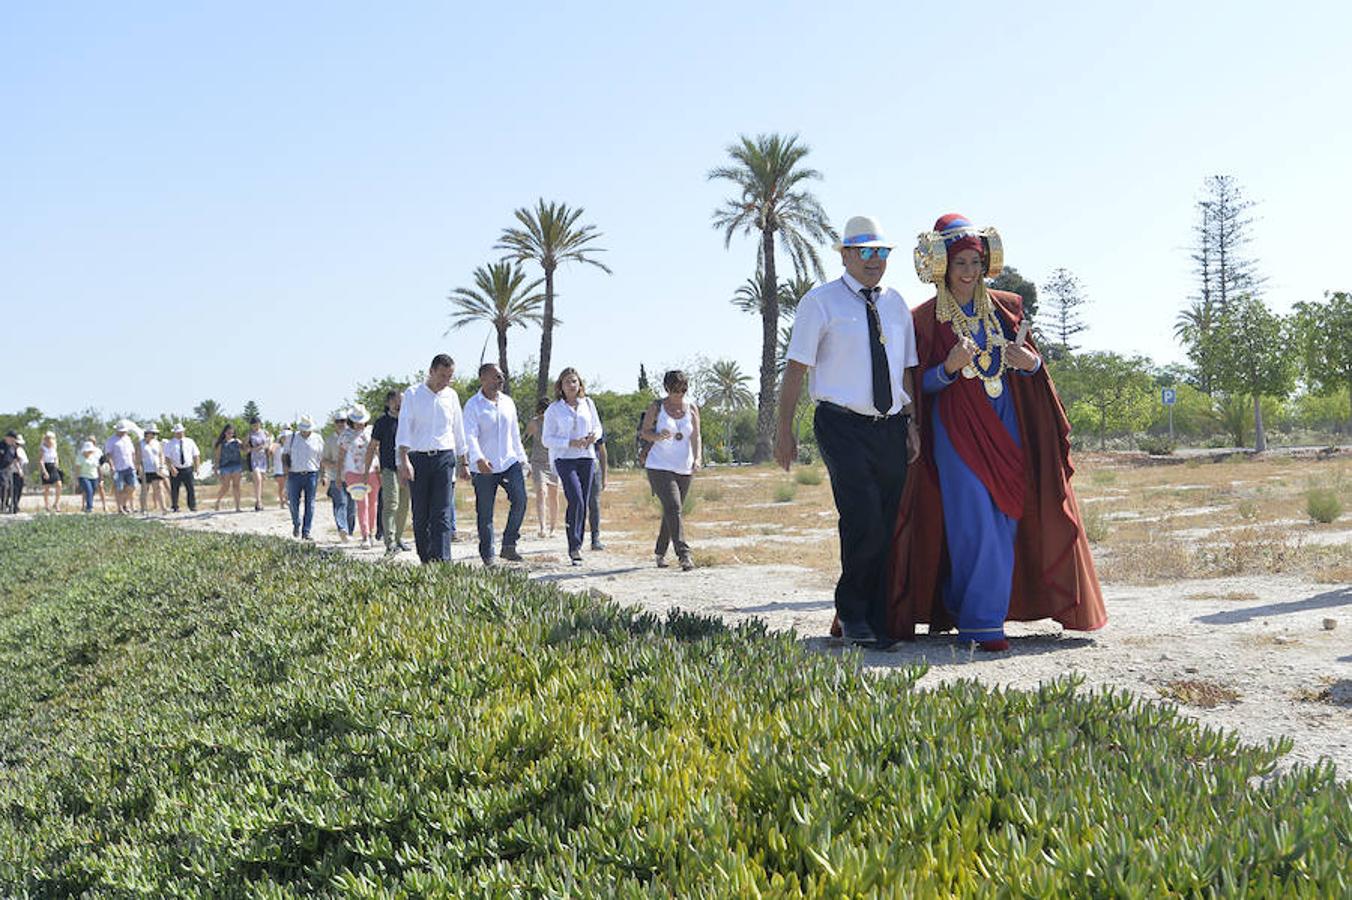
[
  {"x1": 104, "y1": 420, "x2": 141, "y2": 514},
  {"x1": 775, "y1": 215, "x2": 921, "y2": 649},
  {"x1": 165, "y1": 423, "x2": 201, "y2": 512},
  {"x1": 284, "y1": 415, "x2": 326, "y2": 540}
]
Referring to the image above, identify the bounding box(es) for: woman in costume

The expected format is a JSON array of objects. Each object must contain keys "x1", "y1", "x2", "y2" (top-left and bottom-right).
[{"x1": 887, "y1": 214, "x2": 1106, "y2": 650}]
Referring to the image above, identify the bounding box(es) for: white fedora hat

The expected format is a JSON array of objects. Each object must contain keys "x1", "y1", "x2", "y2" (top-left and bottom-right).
[
  {"x1": 172, "y1": 423, "x2": 186, "y2": 433},
  {"x1": 833, "y1": 215, "x2": 893, "y2": 251},
  {"x1": 296, "y1": 415, "x2": 317, "y2": 431},
  {"x1": 347, "y1": 405, "x2": 370, "y2": 425}
]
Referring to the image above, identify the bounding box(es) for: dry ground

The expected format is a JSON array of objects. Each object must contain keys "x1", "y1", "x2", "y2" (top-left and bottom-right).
[{"x1": 16, "y1": 449, "x2": 1352, "y2": 777}]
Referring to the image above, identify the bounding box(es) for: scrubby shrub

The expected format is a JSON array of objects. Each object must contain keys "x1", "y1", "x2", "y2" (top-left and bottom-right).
[
  {"x1": 1307, "y1": 488, "x2": 1344, "y2": 523},
  {"x1": 1089, "y1": 469, "x2": 1118, "y2": 486},
  {"x1": 1080, "y1": 501, "x2": 1110, "y2": 544},
  {"x1": 793, "y1": 467, "x2": 823, "y2": 486},
  {"x1": 1138, "y1": 435, "x2": 1176, "y2": 456},
  {"x1": 773, "y1": 482, "x2": 797, "y2": 503},
  {"x1": 0, "y1": 518, "x2": 1348, "y2": 896}
]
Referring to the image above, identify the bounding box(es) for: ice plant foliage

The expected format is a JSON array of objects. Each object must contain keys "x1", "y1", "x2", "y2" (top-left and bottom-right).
[{"x1": 0, "y1": 517, "x2": 1347, "y2": 895}]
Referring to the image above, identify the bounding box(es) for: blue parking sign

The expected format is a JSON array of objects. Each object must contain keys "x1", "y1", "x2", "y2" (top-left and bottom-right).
[{"x1": 1162, "y1": 388, "x2": 1177, "y2": 406}]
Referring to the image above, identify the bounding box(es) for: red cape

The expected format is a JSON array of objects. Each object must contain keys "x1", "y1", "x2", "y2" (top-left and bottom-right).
[{"x1": 883, "y1": 289, "x2": 1108, "y2": 639}]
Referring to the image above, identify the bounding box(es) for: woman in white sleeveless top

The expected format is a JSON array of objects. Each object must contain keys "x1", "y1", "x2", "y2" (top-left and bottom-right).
[{"x1": 640, "y1": 369, "x2": 703, "y2": 570}]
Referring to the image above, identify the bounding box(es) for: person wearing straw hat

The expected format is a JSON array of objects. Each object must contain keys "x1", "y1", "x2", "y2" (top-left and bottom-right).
[
  {"x1": 884, "y1": 213, "x2": 1106, "y2": 651},
  {"x1": 322, "y1": 409, "x2": 356, "y2": 542},
  {"x1": 76, "y1": 439, "x2": 101, "y2": 512},
  {"x1": 284, "y1": 415, "x2": 325, "y2": 539},
  {"x1": 341, "y1": 405, "x2": 382, "y2": 549},
  {"x1": 164, "y1": 423, "x2": 201, "y2": 512},
  {"x1": 104, "y1": 420, "x2": 141, "y2": 514},
  {"x1": 39, "y1": 431, "x2": 64, "y2": 512},
  {"x1": 774, "y1": 215, "x2": 920, "y2": 649}
]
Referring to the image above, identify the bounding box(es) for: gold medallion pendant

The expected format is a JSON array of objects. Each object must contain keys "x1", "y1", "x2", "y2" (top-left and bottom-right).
[
  {"x1": 984, "y1": 377, "x2": 1004, "y2": 398},
  {"x1": 977, "y1": 350, "x2": 992, "y2": 370}
]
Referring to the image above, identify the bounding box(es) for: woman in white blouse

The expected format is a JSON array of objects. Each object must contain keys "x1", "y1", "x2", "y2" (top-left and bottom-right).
[
  {"x1": 39, "y1": 431, "x2": 63, "y2": 512},
  {"x1": 542, "y1": 367, "x2": 603, "y2": 565},
  {"x1": 641, "y1": 369, "x2": 703, "y2": 570}
]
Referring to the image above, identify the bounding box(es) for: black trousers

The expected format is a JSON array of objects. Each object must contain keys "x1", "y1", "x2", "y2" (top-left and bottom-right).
[
  {"x1": 171, "y1": 469, "x2": 197, "y2": 511},
  {"x1": 814, "y1": 404, "x2": 909, "y2": 635},
  {"x1": 9, "y1": 472, "x2": 20, "y2": 513}
]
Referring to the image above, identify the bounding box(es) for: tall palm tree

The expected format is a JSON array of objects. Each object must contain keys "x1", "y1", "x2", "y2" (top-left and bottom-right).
[
  {"x1": 730, "y1": 273, "x2": 816, "y2": 318},
  {"x1": 704, "y1": 359, "x2": 755, "y2": 461},
  {"x1": 446, "y1": 261, "x2": 546, "y2": 395},
  {"x1": 709, "y1": 134, "x2": 836, "y2": 462},
  {"x1": 495, "y1": 200, "x2": 611, "y2": 401}
]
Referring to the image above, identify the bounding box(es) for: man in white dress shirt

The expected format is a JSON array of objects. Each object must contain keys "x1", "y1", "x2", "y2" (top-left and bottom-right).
[
  {"x1": 165, "y1": 423, "x2": 201, "y2": 512},
  {"x1": 397, "y1": 354, "x2": 468, "y2": 564},
  {"x1": 775, "y1": 215, "x2": 921, "y2": 649},
  {"x1": 463, "y1": 363, "x2": 529, "y2": 565}
]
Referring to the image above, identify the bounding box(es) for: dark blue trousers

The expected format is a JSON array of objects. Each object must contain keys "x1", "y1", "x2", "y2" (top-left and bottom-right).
[
  {"x1": 471, "y1": 461, "x2": 527, "y2": 561},
  {"x1": 410, "y1": 450, "x2": 456, "y2": 563},
  {"x1": 554, "y1": 457, "x2": 594, "y2": 555},
  {"x1": 814, "y1": 405, "x2": 909, "y2": 636}
]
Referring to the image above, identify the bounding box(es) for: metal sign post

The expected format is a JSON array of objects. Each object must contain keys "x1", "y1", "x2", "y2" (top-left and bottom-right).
[{"x1": 1162, "y1": 388, "x2": 1177, "y2": 441}]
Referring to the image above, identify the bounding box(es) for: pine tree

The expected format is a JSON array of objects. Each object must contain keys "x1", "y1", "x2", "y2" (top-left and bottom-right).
[
  {"x1": 638, "y1": 364, "x2": 651, "y2": 393},
  {"x1": 242, "y1": 400, "x2": 260, "y2": 421},
  {"x1": 1042, "y1": 268, "x2": 1087, "y2": 358}
]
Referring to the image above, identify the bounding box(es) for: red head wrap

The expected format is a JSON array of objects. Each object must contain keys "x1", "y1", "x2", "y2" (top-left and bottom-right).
[{"x1": 934, "y1": 213, "x2": 984, "y2": 261}]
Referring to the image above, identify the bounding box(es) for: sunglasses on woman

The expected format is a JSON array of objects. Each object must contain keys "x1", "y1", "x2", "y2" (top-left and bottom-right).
[{"x1": 855, "y1": 247, "x2": 891, "y2": 260}]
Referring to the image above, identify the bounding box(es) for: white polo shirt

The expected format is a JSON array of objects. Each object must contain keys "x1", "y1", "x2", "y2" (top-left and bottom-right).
[
  {"x1": 785, "y1": 273, "x2": 918, "y2": 416},
  {"x1": 463, "y1": 391, "x2": 527, "y2": 474}
]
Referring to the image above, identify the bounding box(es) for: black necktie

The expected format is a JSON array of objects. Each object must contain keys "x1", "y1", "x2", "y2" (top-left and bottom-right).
[{"x1": 861, "y1": 287, "x2": 893, "y2": 415}]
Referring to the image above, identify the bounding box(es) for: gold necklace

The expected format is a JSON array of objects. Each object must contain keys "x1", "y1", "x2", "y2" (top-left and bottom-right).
[{"x1": 936, "y1": 282, "x2": 1008, "y2": 398}]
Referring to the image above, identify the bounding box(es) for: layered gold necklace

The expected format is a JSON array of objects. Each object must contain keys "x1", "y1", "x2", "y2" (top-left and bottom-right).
[{"x1": 935, "y1": 281, "x2": 1009, "y2": 398}]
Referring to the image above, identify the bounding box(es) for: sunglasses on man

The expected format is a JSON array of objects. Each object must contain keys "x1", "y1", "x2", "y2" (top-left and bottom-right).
[{"x1": 854, "y1": 247, "x2": 891, "y2": 260}]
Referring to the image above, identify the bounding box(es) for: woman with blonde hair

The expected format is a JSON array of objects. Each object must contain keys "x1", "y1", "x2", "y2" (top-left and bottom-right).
[
  {"x1": 542, "y1": 367, "x2": 603, "y2": 565},
  {"x1": 39, "y1": 431, "x2": 63, "y2": 512}
]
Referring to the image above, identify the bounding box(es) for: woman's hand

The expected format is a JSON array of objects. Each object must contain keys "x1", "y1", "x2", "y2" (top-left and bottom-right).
[
  {"x1": 1005, "y1": 344, "x2": 1039, "y2": 372},
  {"x1": 944, "y1": 336, "x2": 979, "y2": 374}
]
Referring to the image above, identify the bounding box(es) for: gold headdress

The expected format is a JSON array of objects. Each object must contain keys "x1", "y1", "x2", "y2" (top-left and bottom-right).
[{"x1": 914, "y1": 218, "x2": 1011, "y2": 397}]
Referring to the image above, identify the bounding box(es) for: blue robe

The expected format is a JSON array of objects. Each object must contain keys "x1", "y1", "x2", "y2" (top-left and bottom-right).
[{"x1": 921, "y1": 301, "x2": 1037, "y2": 642}]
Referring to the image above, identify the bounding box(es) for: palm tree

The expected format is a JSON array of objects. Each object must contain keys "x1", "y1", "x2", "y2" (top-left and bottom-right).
[
  {"x1": 709, "y1": 134, "x2": 836, "y2": 462},
  {"x1": 703, "y1": 359, "x2": 754, "y2": 461},
  {"x1": 193, "y1": 399, "x2": 221, "y2": 423},
  {"x1": 495, "y1": 200, "x2": 611, "y2": 401},
  {"x1": 730, "y1": 273, "x2": 816, "y2": 319},
  {"x1": 447, "y1": 261, "x2": 546, "y2": 394}
]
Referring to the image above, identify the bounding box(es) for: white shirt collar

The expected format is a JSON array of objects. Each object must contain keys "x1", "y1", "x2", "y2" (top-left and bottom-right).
[{"x1": 840, "y1": 271, "x2": 884, "y2": 297}]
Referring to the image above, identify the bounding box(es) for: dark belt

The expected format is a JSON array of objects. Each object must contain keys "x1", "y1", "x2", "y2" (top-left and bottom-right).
[
  {"x1": 818, "y1": 401, "x2": 908, "y2": 425},
  {"x1": 410, "y1": 449, "x2": 455, "y2": 456}
]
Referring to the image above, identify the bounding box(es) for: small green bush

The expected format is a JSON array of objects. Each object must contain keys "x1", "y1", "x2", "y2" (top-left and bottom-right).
[
  {"x1": 1237, "y1": 499, "x2": 1259, "y2": 521},
  {"x1": 1080, "y1": 501, "x2": 1110, "y2": 544},
  {"x1": 1138, "y1": 435, "x2": 1176, "y2": 456},
  {"x1": 793, "y1": 467, "x2": 823, "y2": 486},
  {"x1": 1307, "y1": 488, "x2": 1344, "y2": 523},
  {"x1": 1089, "y1": 469, "x2": 1118, "y2": 486},
  {"x1": 773, "y1": 482, "x2": 797, "y2": 503},
  {"x1": 699, "y1": 484, "x2": 723, "y2": 503},
  {"x1": 0, "y1": 518, "x2": 1348, "y2": 896}
]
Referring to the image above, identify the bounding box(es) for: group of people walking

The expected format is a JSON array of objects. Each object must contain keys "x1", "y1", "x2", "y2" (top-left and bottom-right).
[
  {"x1": 775, "y1": 212, "x2": 1107, "y2": 652},
  {"x1": 9, "y1": 210, "x2": 1109, "y2": 651}
]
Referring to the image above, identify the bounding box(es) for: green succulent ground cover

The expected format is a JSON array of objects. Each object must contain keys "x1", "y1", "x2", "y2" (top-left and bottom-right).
[{"x1": 0, "y1": 518, "x2": 1348, "y2": 897}]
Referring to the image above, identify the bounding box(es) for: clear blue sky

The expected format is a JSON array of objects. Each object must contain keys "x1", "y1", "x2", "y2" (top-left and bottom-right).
[{"x1": 4, "y1": 1, "x2": 1348, "y2": 423}]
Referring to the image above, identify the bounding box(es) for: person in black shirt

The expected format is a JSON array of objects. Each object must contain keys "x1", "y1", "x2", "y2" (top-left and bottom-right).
[{"x1": 366, "y1": 389, "x2": 411, "y2": 555}]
